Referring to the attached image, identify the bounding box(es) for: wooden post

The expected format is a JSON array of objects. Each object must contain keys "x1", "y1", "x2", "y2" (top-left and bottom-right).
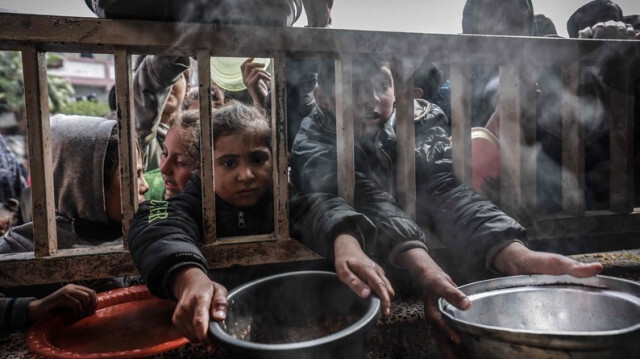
[
  {"x1": 22, "y1": 47, "x2": 56, "y2": 257},
  {"x1": 271, "y1": 52, "x2": 290, "y2": 239},
  {"x1": 561, "y1": 62, "x2": 585, "y2": 215},
  {"x1": 450, "y1": 64, "x2": 472, "y2": 185},
  {"x1": 113, "y1": 48, "x2": 137, "y2": 245},
  {"x1": 196, "y1": 51, "x2": 217, "y2": 244},
  {"x1": 394, "y1": 58, "x2": 416, "y2": 219},
  {"x1": 335, "y1": 56, "x2": 355, "y2": 205}
]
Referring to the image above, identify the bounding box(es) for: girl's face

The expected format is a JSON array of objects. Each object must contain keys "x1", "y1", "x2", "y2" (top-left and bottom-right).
[
  {"x1": 160, "y1": 126, "x2": 198, "y2": 198},
  {"x1": 214, "y1": 132, "x2": 272, "y2": 208},
  {"x1": 105, "y1": 149, "x2": 149, "y2": 222}
]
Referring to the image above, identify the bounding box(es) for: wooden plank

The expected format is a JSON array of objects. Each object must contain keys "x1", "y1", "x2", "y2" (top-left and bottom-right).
[
  {"x1": 608, "y1": 59, "x2": 632, "y2": 213},
  {"x1": 531, "y1": 211, "x2": 640, "y2": 240},
  {"x1": 498, "y1": 65, "x2": 522, "y2": 216},
  {"x1": 0, "y1": 14, "x2": 631, "y2": 66},
  {"x1": 113, "y1": 49, "x2": 137, "y2": 244},
  {"x1": 21, "y1": 47, "x2": 56, "y2": 257},
  {"x1": 561, "y1": 62, "x2": 585, "y2": 214},
  {"x1": 271, "y1": 52, "x2": 290, "y2": 239},
  {"x1": 335, "y1": 56, "x2": 355, "y2": 205},
  {"x1": 450, "y1": 63, "x2": 472, "y2": 184},
  {"x1": 519, "y1": 64, "x2": 537, "y2": 224},
  {"x1": 394, "y1": 58, "x2": 416, "y2": 219},
  {"x1": 0, "y1": 240, "x2": 322, "y2": 287},
  {"x1": 196, "y1": 51, "x2": 217, "y2": 244}
]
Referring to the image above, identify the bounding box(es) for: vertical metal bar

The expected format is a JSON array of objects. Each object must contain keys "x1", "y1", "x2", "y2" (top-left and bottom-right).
[
  {"x1": 22, "y1": 47, "x2": 56, "y2": 257},
  {"x1": 561, "y1": 62, "x2": 585, "y2": 214},
  {"x1": 113, "y1": 49, "x2": 137, "y2": 246},
  {"x1": 271, "y1": 52, "x2": 289, "y2": 239},
  {"x1": 608, "y1": 59, "x2": 632, "y2": 213},
  {"x1": 335, "y1": 56, "x2": 355, "y2": 205},
  {"x1": 498, "y1": 65, "x2": 522, "y2": 216},
  {"x1": 394, "y1": 58, "x2": 416, "y2": 219},
  {"x1": 196, "y1": 50, "x2": 217, "y2": 244},
  {"x1": 450, "y1": 64, "x2": 472, "y2": 185}
]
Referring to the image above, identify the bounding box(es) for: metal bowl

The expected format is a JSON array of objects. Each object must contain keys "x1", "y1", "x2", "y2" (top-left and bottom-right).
[
  {"x1": 439, "y1": 275, "x2": 640, "y2": 359},
  {"x1": 209, "y1": 271, "x2": 380, "y2": 359}
]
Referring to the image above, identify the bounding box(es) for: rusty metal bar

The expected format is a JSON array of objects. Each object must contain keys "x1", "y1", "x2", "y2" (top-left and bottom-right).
[
  {"x1": 113, "y1": 48, "x2": 137, "y2": 245},
  {"x1": 519, "y1": 64, "x2": 537, "y2": 224},
  {"x1": 335, "y1": 55, "x2": 355, "y2": 205},
  {"x1": 394, "y1": 58, "x2": 416, "y2": 219},
  {"x1": 450, "y1": 63, "x2": 472, "y2": 185},
  {"x1": 271, "y1": 52, "x2": 290, "y2": 239},
  {"x1": 196, "y1": 50, "x2": 217, "y2": 244},
  {"x1": 561, "y1": 62, "x2": 585, "y2": 215},
  {"x1": 21, "y1": 47, "x2": 57, "y2": 258}
]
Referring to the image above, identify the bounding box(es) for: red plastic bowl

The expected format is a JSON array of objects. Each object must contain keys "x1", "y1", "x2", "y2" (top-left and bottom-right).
[{"x1": 27, "y1": 284, "x2": 191, "y2": 358}]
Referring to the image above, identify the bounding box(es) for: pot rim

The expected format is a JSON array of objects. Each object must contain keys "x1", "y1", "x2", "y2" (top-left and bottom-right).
[
  {"x1": 209, "y1": 270, "x2": 381, "y2": 351},
  {"x1": 438, "y1": 274, "x2": 640, "y2": 339}
]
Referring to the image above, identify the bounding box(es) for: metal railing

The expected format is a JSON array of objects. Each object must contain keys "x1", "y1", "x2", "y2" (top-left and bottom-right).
[{"x1": 0, "y1": 12, "x2": 638, "y2": 287}]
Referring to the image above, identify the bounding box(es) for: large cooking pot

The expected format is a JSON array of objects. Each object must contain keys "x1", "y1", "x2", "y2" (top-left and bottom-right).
[
  {"x1": 209, "y1": 270, "x2": 380, "y2": 359},
  {"x1": 439, "y1": 275, "x2": 640, "y2": 359}
]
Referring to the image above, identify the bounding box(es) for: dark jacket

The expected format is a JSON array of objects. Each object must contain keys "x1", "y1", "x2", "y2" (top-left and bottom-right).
[
  {"x1": 128, "y1": 174, "x2": 273, "y2": 299},
  {"x1": 289, "y1": 99, "x2": 527, "y2": 272}
]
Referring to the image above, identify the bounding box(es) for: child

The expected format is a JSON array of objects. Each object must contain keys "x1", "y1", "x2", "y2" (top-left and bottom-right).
[
  {"x1": 288, "y1": 57, "x2": 603, "y2": 354},
  {"x1": 144, "y1": 110, "x2": 201, "y2": 200},
  {"x1": 134, "y1": 55, "x2": 191, "y2": 172},
  {"x1": 0, "y1": 115, "x2": 149, "y2": 331},
  {"x1": 128, "y1": 102, "x2": 276, "y2": 351}
]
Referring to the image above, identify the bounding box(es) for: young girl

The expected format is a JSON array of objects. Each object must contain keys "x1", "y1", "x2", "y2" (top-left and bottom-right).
[
  {"x1": 0, "y1": 115, "x2": 149, "y2": 331},
  {"x1": 128, "y1": 102, "x2": 273, "y2": 352},
  {"x1": 144, "y1": 110, "x2": 201, "y2": 201}
]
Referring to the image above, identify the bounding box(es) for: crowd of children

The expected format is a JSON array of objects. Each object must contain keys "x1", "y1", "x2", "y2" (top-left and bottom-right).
[{"x1": 2, "y1": 1, "x2": 639, "y2": 358}]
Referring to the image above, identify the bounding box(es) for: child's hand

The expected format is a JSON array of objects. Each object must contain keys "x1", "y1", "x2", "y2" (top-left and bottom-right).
[
  {"x1": 27, "y1": 284, "x2": 97, "y2": 321},
  {"x1": 241, "y1": 58, "x2": 271, "y2": 109},
  {"x1": 172, "y1": 266, "x2": 228, "y2": 353},
  {"x1": 333, "y1": 233, "x2": 395, "y2": 316}
]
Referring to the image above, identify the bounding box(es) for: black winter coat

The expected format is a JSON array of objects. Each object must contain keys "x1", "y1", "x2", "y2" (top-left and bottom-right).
[
  {"x1": 129, "y1": 174, "x2": 273, "y2": 299},
  {"x1": 289, "y1": 99, "x2": 527, "y2": 271}
]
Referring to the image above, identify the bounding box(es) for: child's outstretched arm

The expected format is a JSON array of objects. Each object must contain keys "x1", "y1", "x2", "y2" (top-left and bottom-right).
[{"x1": 171, "y1": 266, "x2": 227, "y2": 353}]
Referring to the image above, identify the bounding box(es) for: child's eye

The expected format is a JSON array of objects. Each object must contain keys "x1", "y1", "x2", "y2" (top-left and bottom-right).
[
  {"x1": 376, "y1": 79, "x2": 392, "y2": 92},
  {"x1": 250, "y1": 153, "x2": 268, "y2": 165},
  {"x1": 161, "y1": 151, "x2": 168, "y2": 159},
  {"x1": 222, "y1": 159, "x2": 237, "y2": 168}
]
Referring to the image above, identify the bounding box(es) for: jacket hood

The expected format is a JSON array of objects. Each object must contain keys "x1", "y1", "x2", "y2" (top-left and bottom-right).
[{"x1": 50, "y1": 115, "x2": 117, "y2": 224}]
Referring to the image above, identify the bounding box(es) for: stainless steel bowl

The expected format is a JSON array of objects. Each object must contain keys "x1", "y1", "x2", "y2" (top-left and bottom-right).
[
  {"x1": 209, "y1": 271, "x2": 380, "y2": 359},
  {"x1": 439, "y1": 275, "x2": 640, "y2": 359}
]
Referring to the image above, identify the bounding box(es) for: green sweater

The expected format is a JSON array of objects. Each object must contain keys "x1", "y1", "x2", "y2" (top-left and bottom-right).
[{"x1": 144, "y1": 169, "x2": 166, "y2": 201}]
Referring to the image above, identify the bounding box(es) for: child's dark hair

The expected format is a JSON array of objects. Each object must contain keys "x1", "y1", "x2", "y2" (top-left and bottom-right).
[
  {"x1": 212, "y1": 101, "x2": 271, "y2": 147},
  {"x1": 175, "y1": 109, "x2": 202, "y2": 164}
]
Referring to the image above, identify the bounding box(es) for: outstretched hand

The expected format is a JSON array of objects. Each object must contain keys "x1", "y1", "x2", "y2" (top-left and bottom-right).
[
  {"x1": 333, "y1": 233, "x2": 395, "y2": 316},
  {"x1": 241, "y1": 58, "x2": 271, "y2": 109},
  {"x1": 172, "y1": 266, "x2": 228, "y2": 353},
  {"x1": 28, "y1": 284, "x2": 97, "y2": 321},
  {"x1": 396, "y1": 248, "x2": 471, "y2": 359},
  {"x1": 578, "y1": 20, "x2": 640, "y2": 40},
  {"x1": 492, "y1": 241, "x2": 603, "y2": 277}
]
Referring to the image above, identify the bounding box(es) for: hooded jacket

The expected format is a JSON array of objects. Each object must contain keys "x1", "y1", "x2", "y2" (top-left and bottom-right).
[
  {"x1": 129, "y1": 174, "x2": 273, "y2": 299},
  {"x1": 289, "y1": 99, "x2": 526, "y2": 273},
  {"x1": 0, "y1": 115, "x2": 122, "y2": 331}
]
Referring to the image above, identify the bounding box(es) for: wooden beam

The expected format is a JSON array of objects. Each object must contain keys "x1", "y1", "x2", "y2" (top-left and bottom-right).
[
  {"x1": 394, "y1": 58, "x2": 416, "y2": 219},
  {"x1": 113, "y1": 48, "x2": 137, "y2": 244},
  {"x1": 450, "y1": 63, "x2": 472, "y2": 185},
  {"x1": 271, "y1": 52, "x2": 290, "y2": 239},
  {"x1": 21, "y1": 46, "x2": 56, "y2": 258},
  {"x1": 561, "y1": 62, "x2": 585, "y2": 215},
  {"x1": 335, "y1": 56, "x2": 355, "y2": 205},
  {"x1": 196, "y1": 50, "x2": 217, "y2": 244}
]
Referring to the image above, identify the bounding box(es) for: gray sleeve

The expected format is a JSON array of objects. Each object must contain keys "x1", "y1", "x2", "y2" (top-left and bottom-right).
[{"x1": 133, "y1": 56, "x2": 190, "y2": 145}]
